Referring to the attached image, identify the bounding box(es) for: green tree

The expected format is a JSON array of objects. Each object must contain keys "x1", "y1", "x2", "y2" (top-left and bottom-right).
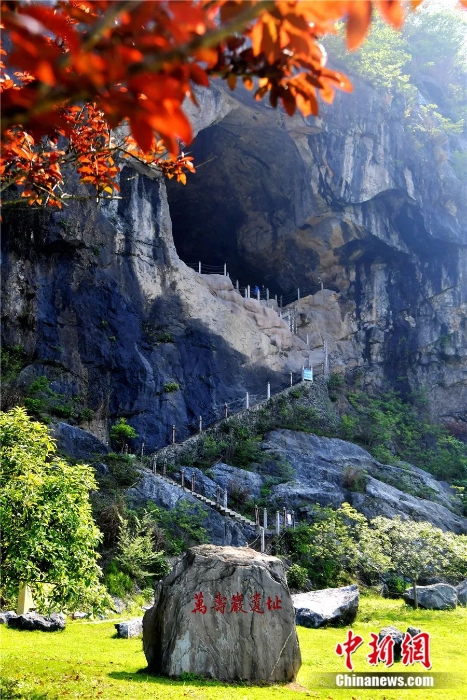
[
  {"x1": 114, "y1": 512, "x2": 170, "y2": 587},
  {"x1": 282, "y1": 503, "x2": 388, "y2": 588},
  {"x1": 110, "y1": 417, "x2": 138, "y2": 452},
  {"x1": 371, "y1": 516, "x2": 467, "y2": 609},
  {"x1": 0, "y1": 407, "x2": 107, "y2": 612}
]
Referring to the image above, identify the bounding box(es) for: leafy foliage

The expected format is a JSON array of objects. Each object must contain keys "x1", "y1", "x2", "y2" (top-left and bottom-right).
[
  {"x1": 2, "y1": 1, "x2": 436, "y2": 209},
  {"x1": 113, "y1": 512, "x2": 170, "y2": 587},
  {"x1": 0, "y1": 407, "x2": 107, "y2": 612},
  {"x1": 146, "y1": 500, "x2": 208, "y2": 555},
  {"x1": 278, "y1": 503, "x2": 467, "y2": 596},
  {"x1": 372, "y1": 515, "x2": 467, "y2": 607},
  {"x1": 342, "y1": 390, "x2": 467, "y2": 481},
  {"x1": 109, "y1": 417, "x2": 138, "y2": 451}
]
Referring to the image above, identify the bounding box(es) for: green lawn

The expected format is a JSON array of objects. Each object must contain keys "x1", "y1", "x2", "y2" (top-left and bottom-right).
[{"x1": 1, "y1": 595, "x2": 466, "y2": 700}]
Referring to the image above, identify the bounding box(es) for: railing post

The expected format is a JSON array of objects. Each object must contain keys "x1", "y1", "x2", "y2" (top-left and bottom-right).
[
  {"x1": 292, "y1": 510, "x2": 296, "y2": 529},
  {"x1": 297, "y1": 288, "x2": 300, "y2": 300},
  {"x1": 290, "y1": 371, "x2": 293, "y2": 386},
  {"x1": 140, "y1": 441, "x2": 145, "y2": 459},
  {"x1": 198, "y1": 261, "x2": 201, "y2": 274},
  {"x1": 216, "y1": 485, "x2": 221, "y2": 507},
  {"x1": 224, "y1": 402, "x2": 228, "y2": 418},
  {"x1": 199, "y1": 416, "x2": 203, "y2": 433},
  {"x1": 191, "y1": 472, "x2": 195, "y2": 494},
  {"x1": 172, "y1": 424, "x2": 176, "y2": 444},
  {"x1": 276, "y1": 511, "x2": 280, "y2": 536},
  {"x1": 244, "y1": 287, "x2": 248, "y2": 299},
  {"x1": 246, "y1": 392, "x2": 249, "y2": 410},
  {"x1": 275, "y1": 294, "x2": 277, "y2": 305},
  {"x1": 254, "y1": 505, "x2": 259, "y2": 526},
  {"x1": 223, "y1": 488, "x2": 228, "y2": 508},
  {"x1": 306, "y1": 333, "x2": 309, "y2": 347},
  {"x1": 181, "y1": 468, "x2": 185, "y2": 489},
  {"x1": 266, "y1": 288, "x2": 269, "y2": 301},
  {"x1": 152, "y1": 455, "x2": 157, "y2": 474},
  {"x1": 283, "y1": 506, "x2": 287, "y2": 529},
  {"x1": 257, "y1": 288, "x2": 260, "y2": 301},
  {"x1": 267, "y1": 382, "x2": 271, "y2": 400},
  {"x1": 260, "y1": 527, "x2": 265, "y2": 553},
  {"x1": 247, "y1": 285, "x2": 250, "y2": 299},
  {"x1": 263, "y1": 508, "x2": 268, "y2": 531},
  {"x1": 236, "y1": 279, "x2": 239, "y2": 291}
]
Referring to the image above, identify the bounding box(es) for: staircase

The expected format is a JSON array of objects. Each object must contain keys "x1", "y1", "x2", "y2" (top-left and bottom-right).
[{"x1": 149, "y1": 469, "x2": 258, "y2": 529}]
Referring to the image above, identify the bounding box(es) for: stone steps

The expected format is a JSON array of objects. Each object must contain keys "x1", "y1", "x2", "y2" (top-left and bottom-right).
[{"x1": 150, "y1": 471, "x2": 256, "y2": 528}]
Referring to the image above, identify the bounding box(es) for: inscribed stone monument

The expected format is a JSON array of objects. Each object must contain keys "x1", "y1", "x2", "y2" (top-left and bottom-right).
[{"x1": 143, "y1": 545, "x2": 301, "y2": 681}]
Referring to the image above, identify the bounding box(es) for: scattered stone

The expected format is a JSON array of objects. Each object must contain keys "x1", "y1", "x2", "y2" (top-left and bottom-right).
[
  {"x1": 110, "y1": 596, "x2": 126, "y2": 614},
  {"x1": 143, "y1": 544, "x2": 301, "y2": 682},
  {"x1": 72, "y1": 611, "x2": 88, "y2": 620},
  {"x1": 7, "y1": 612, "x2": 66, "y2": 632},
  {"x1": 0, "y1": 611, "x2": 17, "y2": 625},
  {"x1": 114, "y1": 618, "x2": 143, "y2": 638},
  {"x1": 292, "y1": 584, "x2": 359, "y2": 628},
  {"x1": 456, "y1": 580, "x2": 467, "y2": 606},
  {"x1": 404, "y1": 583, "x2": 458, "y2": 610},
  {"x1": 406, "y1": 627, "x2": 421, "y2": 638},
  {"x1": 378, "y1": 626, "x2": 404, "y2": 660}
]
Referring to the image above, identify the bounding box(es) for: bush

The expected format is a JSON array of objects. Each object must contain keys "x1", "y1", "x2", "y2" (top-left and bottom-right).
[
  {"x1": 114, "y1": 512, "x2": 171, "y2": 586},
  {"x1": 287, "y1": 564, "x2": 309, "y2": 590},
  {"x1": 103, "y1": 453, "x2": 140, "y2": 488},
  {"x1": 163, "y1": 381, "x2": 179, "y2": 393},
  {"x1": 343, "y1": 466, "x2": 368, "y2": 493},
  {"x1": 104, "y1": 561, "x2": 134, "y2": 597}
]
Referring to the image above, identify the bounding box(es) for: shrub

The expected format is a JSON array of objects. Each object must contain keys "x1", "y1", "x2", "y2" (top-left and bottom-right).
[
  {"x1": 157, "y1": 332, "x2": 174, "y2": 343},
  {"x1": 114, "y1": 513, "x2": 171, "y2": 586},
  {"x1": 343, "y1": 466, "x2": 368, "y2": 493},
  {"x1": 287, "y1": 564, "x2": 309, "y2": 590},
  {"x1": 104, "y1": 561, "x2": 134, "y2": 597},
  {"x1": 163, "y1": 381, "x2": 179, "y2": 393},
  {"x1": 328, "y1": 372, "x2": 344, "y2": 390},
  {"x1": 103, "y1": 453, "x2": 140, "y2": 488}
]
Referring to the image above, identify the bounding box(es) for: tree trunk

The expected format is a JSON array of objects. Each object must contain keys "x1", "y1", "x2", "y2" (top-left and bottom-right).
[{"x1": 412, "y1": 580, "x2": 418, "y2": 609}]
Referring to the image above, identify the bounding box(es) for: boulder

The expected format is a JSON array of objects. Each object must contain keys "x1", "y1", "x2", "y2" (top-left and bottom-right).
[
  {"x1": 378, "y1": 626, "x2": 404, "y2": 661},
  {"x1": 404, "y1": 583, "x2": 458, "y2": 610},
  {"x1": 456, "y1": 580, "x2": 467, "y2": 606},
  {"x1": 292, "y1": 584, "x2": 359, "y2": 628},
  {"x1": 52, "y1": 422, "x2": 109, "y2": 461},
  {"x1": 7, "y1": 612, "x2": 66, "y2": 632},
  {"x1": 143, "y1": 544, "x2": 301, "y2": 682},
  {"x1": 0, "y1": 611, "x2": 17, "y2": 625},
  {"x1": 115, "y1": 618, "x2": 143, "y2": 638}
]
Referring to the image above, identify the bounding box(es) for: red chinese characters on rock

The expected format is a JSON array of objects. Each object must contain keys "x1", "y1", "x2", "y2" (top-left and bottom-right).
[
  {"x1": 367, "y1": 632, "x2": 395, "y2": 668},
  {"x1": 402, "y1": 632, "x2": 432, "y2": 670},
  {"x1": 335, "y1": 630, "x2": 365, "y2": 671},
  {"x1": 229, "y1": 593, "x2": 248, "y2": 613},
  {"x1": 249, "y1": 592, "x2": 265, "y2": 614},
  {"x1": 191, "y1": 591, "x2": 281, "y2": 615},
  {"x1": 191, "y1": 591, "x2": 207, "y2": 614},
  {"x1": 212, "y1": 592, "x2": 227, "y2": 614},
  {"x1": 266, "y1": 595, "x2": 282, "y2": 611}
]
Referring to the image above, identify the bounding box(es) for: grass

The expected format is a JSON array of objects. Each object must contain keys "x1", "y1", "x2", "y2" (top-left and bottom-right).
[{"x1": 1, "y1": 595, "x2": 466, "y2": 699}]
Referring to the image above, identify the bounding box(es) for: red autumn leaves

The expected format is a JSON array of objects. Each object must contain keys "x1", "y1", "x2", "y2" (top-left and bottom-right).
[{"x1": 1, "y1": 1, "x2": 464, "y2": 209}]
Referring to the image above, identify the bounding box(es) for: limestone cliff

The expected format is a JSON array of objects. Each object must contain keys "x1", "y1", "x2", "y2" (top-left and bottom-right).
[
  {"x1": 1, "y1": 74, "x2": 466, "y2": 447},
  {"x1": 167, "y1": 80, "x2": 467, "y2": 423}
]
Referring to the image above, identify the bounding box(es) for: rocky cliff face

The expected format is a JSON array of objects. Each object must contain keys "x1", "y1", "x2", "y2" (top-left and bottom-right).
[
  {"x1": 1, "y1": 75, "x2": 466, "y2": 444},
  {"x1": 1, "y1": 133, "x2": 309, "y2": 448},
  {"x1": 167, "y1": 81, "x2": 467, "y2": 423}
]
